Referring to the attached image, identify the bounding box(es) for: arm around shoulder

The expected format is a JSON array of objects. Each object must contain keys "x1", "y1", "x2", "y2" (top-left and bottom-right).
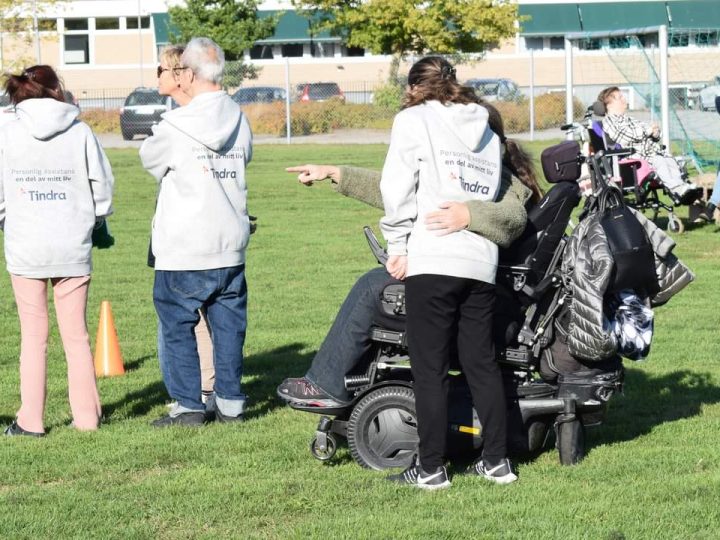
[{"x1": 466, "y1": 171, "x2": 530, "y2": 248}]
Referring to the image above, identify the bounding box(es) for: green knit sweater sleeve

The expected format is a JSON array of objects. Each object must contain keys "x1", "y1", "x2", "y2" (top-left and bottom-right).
[
  {"x1": 466, "y1": 170, "x2": 532, "y2": 248},
  {"x1": 335, "y1": 165, "x2": 531, "y2": 248},
  {"x1": 334, "y1": 166, "x2": 384, "y2": 209}
]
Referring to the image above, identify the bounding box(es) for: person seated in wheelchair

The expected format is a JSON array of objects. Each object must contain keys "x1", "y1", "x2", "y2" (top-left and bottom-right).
[
  {"x1": 277, "y1": 102, "x2": 542, "y2": 411},
  {"x1": 598, "y1": 86, "x2": 699, "y2": 204}
]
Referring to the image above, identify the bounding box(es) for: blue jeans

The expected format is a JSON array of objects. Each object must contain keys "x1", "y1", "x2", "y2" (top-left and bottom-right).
[
  {"x1": 306, "y1": 267, "x2": 403, "y2": 402},
  {"x1": 154, "y1": 266, "x2": 248, "y2": 415},
  {"x1": 709, "y1": 170, "x2": 720, "y2": 207}
]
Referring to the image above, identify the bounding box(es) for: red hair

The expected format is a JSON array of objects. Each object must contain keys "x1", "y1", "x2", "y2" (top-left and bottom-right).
[{"x1": 4, "y1": 65, "x2": 65, "y2": 105}]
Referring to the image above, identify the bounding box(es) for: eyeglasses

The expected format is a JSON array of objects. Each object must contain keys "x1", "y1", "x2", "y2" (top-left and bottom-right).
[
  {"x1": 173, "y1": 66, "x2": 191, "y2": 75},
  {"x1": 156, "y1": 66, "x2": 171, "y2": 78}
]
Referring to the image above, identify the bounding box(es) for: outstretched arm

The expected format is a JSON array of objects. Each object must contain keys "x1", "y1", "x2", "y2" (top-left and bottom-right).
[{"x1": 287, "y1": 163, "x2": 531, "y2": 247}]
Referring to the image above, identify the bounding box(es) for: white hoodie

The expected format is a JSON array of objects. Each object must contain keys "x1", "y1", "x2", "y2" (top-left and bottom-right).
[
  {"x1": 0, "y1": 98, "x2": 114, "y2": 278},
  {"x1": 140, "y1": 91, "x2": 252, "y2": 271},
  {"x1": 380, "y1": 101, "x2": 502, "y2": 284}
]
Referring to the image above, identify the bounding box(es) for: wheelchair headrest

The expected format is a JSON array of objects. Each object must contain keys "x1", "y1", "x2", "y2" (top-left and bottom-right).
[{"x1": 592, "y1": 101, "x2": 607, "y2": 117}]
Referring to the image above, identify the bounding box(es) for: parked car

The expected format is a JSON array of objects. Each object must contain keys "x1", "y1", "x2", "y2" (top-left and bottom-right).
[
  {"x1": 231, "y1": 86, "x2": 286, "y2": 105},
  {"x1": 296, "y1": 82, "x2": 345, "y2": 103},
  {"x1": 119, "y1": 88, "x2": 174, "y2": 140},
  {"x1": 465, "y1": 78, "x2": 523, "y2": 103}
]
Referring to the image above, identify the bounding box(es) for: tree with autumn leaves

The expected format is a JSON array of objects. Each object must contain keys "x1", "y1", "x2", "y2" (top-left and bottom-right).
[{"x1": 294, "y1": 0, "x2": 519, "y2": 81}]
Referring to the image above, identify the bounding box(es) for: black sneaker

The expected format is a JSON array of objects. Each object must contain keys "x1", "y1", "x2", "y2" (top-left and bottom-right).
[
  {"x1": 387, "y1": 456, "x2": 451, "y2": 490},
  {"x1": 276, "y1": 377, "x2": 346, "y2": 408},
  {"x1": 215, "y1": 409, "x2": 244, "y2": 423},
  {"x1": 4, "y1": 420, "x2": 45, "y2": 438},
  {"x1": 151, "y1": 411, "x2": 205, "y2": 428},
  {"x1": 468, "y1": 458, "x2": 518, "y2": 485}
]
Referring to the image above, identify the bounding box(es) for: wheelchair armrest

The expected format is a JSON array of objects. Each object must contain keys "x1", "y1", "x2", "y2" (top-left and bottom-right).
[
  {"x1": 363, "y1": 226, "x2": 388, "y2": 266},
  {"x1": 521, "y1": 272, "x2": 561, "y2": 301}
]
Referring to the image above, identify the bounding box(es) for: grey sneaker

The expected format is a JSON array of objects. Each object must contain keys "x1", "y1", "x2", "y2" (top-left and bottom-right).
[
  {"x1": 387, "y1": 456, "x2": 451, "y2": 490},
  {"x1": 468, "y1": 458, "x2": 518, "y2": 485},
  {"x1": 276, "y1": 377, "x2": 346, "y2": 408},
  {"x1": 151, "y1": 411, "x2": 205, "y2": 428},
  {"x1": 4, "y1": 420, "x2": 45, "y2": 438}
]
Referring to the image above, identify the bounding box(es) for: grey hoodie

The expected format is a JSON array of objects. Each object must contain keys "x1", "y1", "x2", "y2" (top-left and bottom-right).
[
  {"x1": 380, "y1": 101, "x2": 502, "y2": 283},
  {"x1": 140, "y1": 91, "x2": 252, "y2": 271},
  {"x1": 0, "y1": 98, "x2": 114, "y2": 278}
]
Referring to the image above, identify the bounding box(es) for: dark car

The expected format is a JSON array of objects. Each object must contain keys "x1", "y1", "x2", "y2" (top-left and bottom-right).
[
  {"x1": 119, "y1": 88, "x2": 173, "y2": 140},
  {"x1": 296, "y1": 82, "x2": 345, "y2": 103},
  {"x1": 465, "y1": 78, "x2": 523, "y2": 103},
  {"x1": 231, "y1": 86, "x2": 286, "y2": 105}
]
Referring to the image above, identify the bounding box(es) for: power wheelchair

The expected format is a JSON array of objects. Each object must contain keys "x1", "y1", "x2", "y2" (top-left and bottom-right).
[{"x1": 289, "y1": 144, "x2": 628, "y2": 470}]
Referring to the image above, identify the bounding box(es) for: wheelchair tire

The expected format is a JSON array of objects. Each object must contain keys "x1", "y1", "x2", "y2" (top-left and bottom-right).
[
  {"x1": 667, "y1": 214, "x2": 685, "y2": 234},
  {"x1": 346, "y1": 385, "x2": 418, "y2": 471},
  {"x1": 556, "y1": 417, "x2": 585, "y2": 466}
]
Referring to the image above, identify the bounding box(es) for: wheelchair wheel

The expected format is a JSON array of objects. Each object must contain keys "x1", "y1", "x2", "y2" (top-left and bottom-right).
[
  {"x1": 667, "y1": 214, "x2": 685, "y2": 234},
  {"x1": 310, "y1": 434, "x2": 337, "y2": 462},
  {"x1": 556, "y1": 417, "x2": 585, "y2": 466},
  {"x1": 346, "y1": 385, "x2": 418, "y2": 471}
]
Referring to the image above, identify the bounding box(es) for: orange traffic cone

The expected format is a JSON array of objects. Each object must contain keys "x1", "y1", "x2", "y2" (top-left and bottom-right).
[{"x1": 94, "y1": 300, "x2": 125, "y2": 377}]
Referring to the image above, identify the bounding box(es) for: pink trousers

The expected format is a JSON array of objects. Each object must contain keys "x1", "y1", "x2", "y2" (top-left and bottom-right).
[{"x1": 10, "y1": 274, "x2": 101, "y2": 433}]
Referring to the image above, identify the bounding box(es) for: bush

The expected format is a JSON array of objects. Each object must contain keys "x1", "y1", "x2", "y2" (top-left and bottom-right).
[
  {"x1": 80, "y1": 108, "x2": 120, "y2": 134},
  {"x1": 243, "y1": 101, "x2": 395, "y2": 136},
  {"x1": 494, "y1": 92, "x2": 586, "y2": 134},
  {"x1": 372, "y1": 82, "x2": 403, "y2": 112}
]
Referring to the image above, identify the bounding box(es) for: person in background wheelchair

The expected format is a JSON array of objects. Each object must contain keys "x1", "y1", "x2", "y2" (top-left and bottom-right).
[{"x1": 598, "y1": 86, "x2": 699, "y2": 203}]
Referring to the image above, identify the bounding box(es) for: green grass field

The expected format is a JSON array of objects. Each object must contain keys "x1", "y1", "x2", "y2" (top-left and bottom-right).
[{"x1": 0, "y1": 143, "x2": 719, "y2": 539}]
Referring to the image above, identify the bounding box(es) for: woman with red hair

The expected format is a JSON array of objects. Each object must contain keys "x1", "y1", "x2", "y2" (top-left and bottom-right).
[{"x1": 0, "y1": 65, "x2": 114, "y2": 436}]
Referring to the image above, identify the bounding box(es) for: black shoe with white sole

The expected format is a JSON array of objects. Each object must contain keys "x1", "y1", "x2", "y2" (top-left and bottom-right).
[
  {"x1": 468, "y1": 457, "x2": 518, "y2": 485},
  {"x1": 151, "y1": 411, "x2": 205, "y2": 428},
  {"x1": 387, "y1": 456, "x2": 451, "y2": 490}
]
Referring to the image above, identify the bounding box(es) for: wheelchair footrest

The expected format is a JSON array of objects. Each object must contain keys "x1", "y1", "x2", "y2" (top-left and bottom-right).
[
  {"x1": 498, "y1": 347, "x2": 533, "y2": 369},
  {"x1": 371, "y1": 328, "x2": 407, "y2": 346}
]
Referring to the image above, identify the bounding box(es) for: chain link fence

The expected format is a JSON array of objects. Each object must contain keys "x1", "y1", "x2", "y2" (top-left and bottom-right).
[{"x1": 70, "y1": 52, "x2": 720, "y2": 143}]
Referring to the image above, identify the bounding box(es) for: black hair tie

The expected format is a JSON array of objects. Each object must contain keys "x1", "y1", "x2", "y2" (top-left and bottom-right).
[{"x1": 441, "y1": 64, "x2": 456, "y2": 80}]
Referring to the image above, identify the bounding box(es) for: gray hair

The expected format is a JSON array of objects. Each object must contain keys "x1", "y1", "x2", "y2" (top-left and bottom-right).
[{"x1": 181, "y1": 37, "x2": 225, "y2": 85}]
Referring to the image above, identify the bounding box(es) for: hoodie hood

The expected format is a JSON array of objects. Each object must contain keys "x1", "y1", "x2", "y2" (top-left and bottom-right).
[
  {"x1": 426, "y1": 100, "x2": 496, "y2": 153},
  {"x1": 16, "y1": 98, "x2": 79, "y2": 140},
  {"x1": 161, "y1": 91, "x2": 242, "y2": 152}
]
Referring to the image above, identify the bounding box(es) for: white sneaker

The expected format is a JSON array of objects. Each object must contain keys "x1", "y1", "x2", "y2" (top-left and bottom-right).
[{"x1": 469, "y1": 458, "x2": 518, "y2": 485}]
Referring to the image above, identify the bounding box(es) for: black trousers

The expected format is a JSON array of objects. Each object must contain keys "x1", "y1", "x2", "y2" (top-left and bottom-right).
[{"x1": 406, "y1": 274, "x2": 507, "y2": 469}]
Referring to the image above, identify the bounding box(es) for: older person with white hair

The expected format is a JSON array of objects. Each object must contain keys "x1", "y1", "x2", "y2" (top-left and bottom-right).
[{"x1": 140, "y1": 37, "x2": 253, "y2": 427}]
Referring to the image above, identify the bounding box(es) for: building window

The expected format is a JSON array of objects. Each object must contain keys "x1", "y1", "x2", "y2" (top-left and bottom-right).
[
  {"x1": 64, "y1": 18, "x2": 88, "y2": 31},
  {"x1": 64, "y1": 35, "x2": 89, "y2": 64},
  {"x1": 669, "y1": 33, "x2": 689, "y2": 47},
  {"x1": 524, "y1": 37, "x2": 543, "y2": 50},
  {"x1": 549, "y1": 37, "x2": 565, "y2": 50},
  {"x1": 343, "y1": 46, "x2": 364, "y2": 57},
  {"x1": 250, "y1": 45, "x2": 274, "y2": 59},
  {"x1": 693, "y1": 31, "x2": 719, "y2": 47},
  {"x1": 311, "y1": 42, "x2": 335, "y2": 57},
  {"x1": 609, "y1": 37, "x2": 633, "y2": 49},
  {"x1": 577, "y1": 38, "x2": 602, "y2": 50},
  {"x1": 127, "y1": 16, "x2": 150, "y2": 30},
  {"x1": 281, "y1": 44, "x2": 303, "y2": 57},
  {"x1": 95, "y1": 17, "x2": 120, "y2": 30}
]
